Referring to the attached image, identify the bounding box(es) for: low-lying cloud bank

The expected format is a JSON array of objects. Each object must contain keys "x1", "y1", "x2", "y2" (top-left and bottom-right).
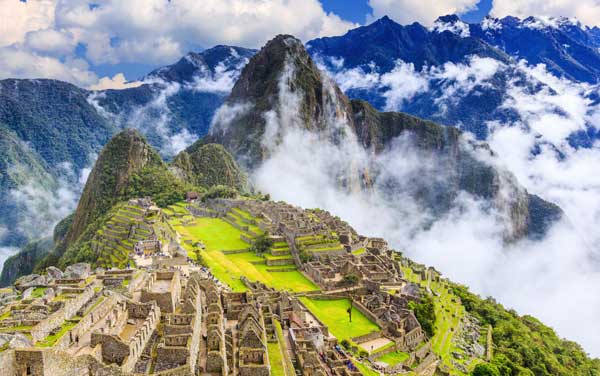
[{"x1": 241, "y1": 56, "x2": 600, "y2": 355}]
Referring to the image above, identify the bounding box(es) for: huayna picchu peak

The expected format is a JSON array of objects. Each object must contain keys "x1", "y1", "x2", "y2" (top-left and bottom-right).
[{"x1": 0, "y1": 4, "x2": 599, "y2": 376}]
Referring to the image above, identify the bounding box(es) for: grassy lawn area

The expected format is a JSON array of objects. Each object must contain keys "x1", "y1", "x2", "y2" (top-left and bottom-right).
[
  {"x1": 35, "y1": 320, "x2": 78, "y2": 347},
  {"x1": 171, "y1": 216, "x2": 317, "y2": 293},
  {"x1": 352, "y1": 248, "x2": 366, "y2": 255},
  {"x1": 31, "y1": 287, "x2": 47, "y2": 299},
  {"x1": 198, "y1": 250, "x2": 318, "y2": 293},
  {"x1": 299, "y1": 298, "x2": 380, "y2": 341},
  {"x1": 355, "y1": 361, "x2": 380, "y2": 376},
  {"x1": 378, "y1": 351, "x2": 409, "y2": 366},
  {"x1": 174, "y1": 217, "x2": 249, "y2": 252},
  {"x1": 267, "y1": 342, "x2": 286, "y2": 376}
]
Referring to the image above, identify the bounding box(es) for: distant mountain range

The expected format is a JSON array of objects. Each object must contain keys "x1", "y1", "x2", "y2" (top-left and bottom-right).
[
  {"x1": 307, "y1": 15, "x2": 600, "y2": 143},
  {"x1": 2, "y1": 14, "x2": 595, "y2": 262}
]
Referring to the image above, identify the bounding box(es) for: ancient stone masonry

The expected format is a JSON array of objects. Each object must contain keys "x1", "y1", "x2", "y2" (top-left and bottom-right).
[
  {"x1": 140, "y1": 270, "x2": 181, "y2": 313},
  {"x1": 0, "y1": 198, "x2": 458, "y2": 375}
]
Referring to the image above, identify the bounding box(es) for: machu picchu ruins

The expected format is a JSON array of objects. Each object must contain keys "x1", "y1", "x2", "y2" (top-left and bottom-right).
[{"x1": 0, "y1": 198, "x2": 489, "y2": 375}]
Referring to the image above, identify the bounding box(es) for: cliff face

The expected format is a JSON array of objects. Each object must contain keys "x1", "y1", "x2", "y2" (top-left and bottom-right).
[
  {"x1": 65, "y1": 129, "x2": 164, "y2": 246},
  {"x1": 206, "y1": 34, "x2": 563, "y2": 240},
  {"x1": 0, "y1": 238, "x2": 53, "y2": 287}
]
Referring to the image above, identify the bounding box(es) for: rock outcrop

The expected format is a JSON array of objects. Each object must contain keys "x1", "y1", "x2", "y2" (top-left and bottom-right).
[{"x1": 205, "y1": 34, "x2": 563, "y2": 240}]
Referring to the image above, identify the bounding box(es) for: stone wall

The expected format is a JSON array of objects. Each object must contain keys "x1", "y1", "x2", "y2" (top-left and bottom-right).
[
  {"x1": 351, "y1": 299, "x2": 386, "y2": 328},
  {"x1": 31, "y1": 285, "x2": 94, "y2": 342},
  {"x1": 141, "y1": 271, "x2": 181, "y2": 313},
  {"x1": 351, "y1": 330, "x2": 384, "y2": 344},
  {"x1": 0, "y1": 349, "x2": 16, "y2": 376},
  {"x1": 54, "y1": 295, "x2": 118, "y2": 350},
  {"x1": 123, "y1": 301, "x2": 160, "y2": 372}
]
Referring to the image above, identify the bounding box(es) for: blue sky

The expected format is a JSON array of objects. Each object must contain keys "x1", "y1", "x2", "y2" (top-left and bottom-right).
[
  {"x1": 94, "y1": 0, "x2": 493, "y2": 81},
  {"x1": 320, "y1": 0, "x2": 492, "y2": 24},
  {"x1": 2, "y1": 0, "x2": 595, "y2": 89}
]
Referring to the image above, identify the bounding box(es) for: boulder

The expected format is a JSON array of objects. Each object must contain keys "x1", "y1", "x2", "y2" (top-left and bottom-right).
[
  {"x1": 14, "y1": 274, "x2": 47, "y2": 292},
  {"x1": 0, "y1": 333, "x2": 33, "y2": 349},
  {"x1": 46, "y1": 266, "x2": 63, "y2": 280},
  {"x1": 22, "y1": 287, "x2": 34, "y2": 299},
  {"x1": 64, "y1": 263, "x2": 91, "y2": 279},
  {"x1": 9, "y1": 333, "x2": 33, "y2": 348}
]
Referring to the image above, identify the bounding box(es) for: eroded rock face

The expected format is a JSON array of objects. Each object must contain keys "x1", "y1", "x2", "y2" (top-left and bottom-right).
[
  {"x1": 64, "y1": 263, "x2": 91, "y2": 279},
  {"x1": 0, "y1": 333, "x2": 33, "y2": 349},
  {"x1": 205, "y1": 34, "x2": 563, "y2": 241},
  {"x1": 46, "y1": 266, "x2": 63, "y2": 280},
  {"x1": 14, "y1": 274, "x2": 46, "y2": 292}
]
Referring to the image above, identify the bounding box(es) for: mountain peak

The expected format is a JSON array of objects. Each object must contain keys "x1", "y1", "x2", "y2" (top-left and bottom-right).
[
  {"x1": 145, "y1": 45, "x2": 255, "y2": 84},
  {"x1": 64, "y1": 128, "x2": 164, "y2": 246},
  {"x1": 435, "y1": 14, "x2": 461, "y2": 24}
]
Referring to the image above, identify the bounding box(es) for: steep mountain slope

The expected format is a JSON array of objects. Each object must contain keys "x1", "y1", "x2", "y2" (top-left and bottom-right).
[
  {"x1": 306, "y1": 15, "x2": 600, "y2": 144},
  {"x1": 0, "y1": 46, "x2": 254, "y2": 251},
  {"x1": 64, "y1": 129, "x2": 165, "y2": 246},
  {"x1": 469, "y1": 15, "x2": 600, "y2": 83},
  {"x1": 0, "y1": 127, "x2": 58, "y2": 246},
  {"x1": 204, "y1": 34, "x2": 563, "y2": 240},
  {"x1": 30, "y1": 128, "x2": 245, "y2": 274},
  {"x1": 145, "y1": 45, "x2": 256, "y2": 84}
]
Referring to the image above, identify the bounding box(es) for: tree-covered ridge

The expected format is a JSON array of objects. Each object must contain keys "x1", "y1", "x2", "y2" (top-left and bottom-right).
[
  {"x1": 174, "y1": 143, "x2": 248, "y2": 189},
  {"x1": 23, "y1": 129, "x2": 247, "y2": 275},
  {"x1": 449, "y1": 284, "x2": 600, "y2": 376}
]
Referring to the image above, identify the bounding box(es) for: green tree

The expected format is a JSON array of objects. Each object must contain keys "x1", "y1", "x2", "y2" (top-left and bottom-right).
[
  {"x1": 409, "y1": 294, "x2": 436, "y2": 337},
  {"x1": 250, "y1": 234, "x2": 273, "y2": 255}
]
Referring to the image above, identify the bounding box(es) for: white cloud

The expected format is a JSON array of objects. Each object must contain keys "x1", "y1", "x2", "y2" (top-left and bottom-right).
[
  {"x1": 320, "y1": 55, "x2": 503, "y2": 112},
  {"x1": 0, "y1": 46, "x2": 97, "y2": 87},
  {"x1": 54, "y1": 0, "x2": 357, "y2": 65},
  {"x1": 0, "y1": 0, "x2": 56, "y2": 47},
  {"x1": 367, "y1": 0, "x2": 479, "y2": 26},
  {"x1": 225, "y1": 48, "x2": 600, "y2": 356},
  {"x1": 490, "y1": 0, "x2": 600, "y2": 27},
  {"x1": 88, "y1": 73, "x2": 142, "y2": 90},
  {"x1": 431, "y1": 17, "x2": 471, "y2": 37},
  {"x1": 0, "y1": 0, "x2": 357, "y2": 87},
  {"x1": 24, "y1": 28, "x2": 76, "y2": 56},
  {"x1": 380, "y1": 62, "x2": 430, "y2": 109}
]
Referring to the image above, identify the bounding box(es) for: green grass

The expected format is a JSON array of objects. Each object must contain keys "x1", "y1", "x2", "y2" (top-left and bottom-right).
[
  {"x1": 355, "y1": 361, "x2": 380, "y2": 376},
  {"x1": 299, "y1": 298, "x2": 380, "y2": 341},
  {"x1": 198, "y1": 251, "x2": 317, "y2": 293},
  {"x1": 273, "y1": 319, "x2": 295, "y2": 376},
  {"x1": 174, "y1": 217, "x2": 249, "y2": 252},
  {"x1": 35, "y1": 320, "x2": 78, "y2": 347},
  {"x1": 268, "y1": 342, "x2": 286, "y2": 376},
  {"x1": 83, "y1": 296, "x2": 105, "y2": 316},
  {"x1": 30, "y1": 287, "x2": 47, "y2": 299},
  {"x1": 173, "y1": 216, "x2": 317, "y2": 293},
  {"x1": 0, "y1": 310, "x2": 11, "y2": 321},
  {"x1": 352, "y1": 248, "x2": 366, "y2": 255},
  {"x1": 401, "y1": 265, "x2": 469, "y2": 374},
  {"x1": 378, "y1": 351, "x2": 409, "y2": 366}
]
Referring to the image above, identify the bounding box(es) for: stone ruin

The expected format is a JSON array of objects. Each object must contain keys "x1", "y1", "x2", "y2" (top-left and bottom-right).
[{"x1": 0, "y1": 198, "x2": 455, "y2": 375}]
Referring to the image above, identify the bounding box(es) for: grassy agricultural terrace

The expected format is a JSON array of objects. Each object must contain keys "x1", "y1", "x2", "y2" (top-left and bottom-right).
[
  {"x1": 299, "y1": 297, "x2": 380, "y2": 341},
  {"x1": 167, "y1": 203, "x2": 317, "y2": 293}
]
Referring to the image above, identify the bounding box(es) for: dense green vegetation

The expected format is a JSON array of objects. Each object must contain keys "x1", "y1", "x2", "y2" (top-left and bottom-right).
[
  {"x1": 250, "y1": 234, "x2": 273, "y2": 255},
  {"x1": 128, "y1": 165, "x2": 201, "y2": 207},
  {"x1": 177, "y1": 143, "x2": 247, "y2": 189},
  {"x1": 450, "y1": 284, "x2": 600, "y2": 376},
  {"x1": 409, "y1": 294, "x2": 436, "y2": 337}
]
